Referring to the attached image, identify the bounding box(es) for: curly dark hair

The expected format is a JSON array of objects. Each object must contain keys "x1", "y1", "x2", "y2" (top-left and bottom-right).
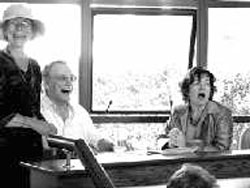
[
  {"x1": 179, "y1": 67, "x2": 217, "y2": 103},
  {"x1": 166, "y1": 163, "x2": 219, "y2": 188}
]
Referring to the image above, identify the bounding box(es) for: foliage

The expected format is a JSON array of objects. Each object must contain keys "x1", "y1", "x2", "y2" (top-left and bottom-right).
[
  {"x1": 92, "y1": 69, "x2": 182, "y2": 111},
  {"x1": 94, "y1": 71, "x2": 250, "y2": 151},
  {"x1": 218, "y1": 73, "x2": 250, "y2": 115},
  {"x1": 217, "y1": 73, "x2": 250, "y2": 149}
]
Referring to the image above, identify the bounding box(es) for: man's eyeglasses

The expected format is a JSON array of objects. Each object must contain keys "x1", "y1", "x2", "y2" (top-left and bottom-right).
[{"x1": 51, "y1": 75, "x2": 77, "y2": 82}]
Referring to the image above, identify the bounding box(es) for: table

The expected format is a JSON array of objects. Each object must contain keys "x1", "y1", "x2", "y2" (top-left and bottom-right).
[
  {"x1": 21, "y1": 149, "x2": 250, "y2": 188},
  {"x1": 22, "y1": 159, "x2": 94, "y2": 188}
]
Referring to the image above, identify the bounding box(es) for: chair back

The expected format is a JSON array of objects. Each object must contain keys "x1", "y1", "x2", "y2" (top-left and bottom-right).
[{"x1": 239, "y1": 128, "x2": 250, "y2": 149}]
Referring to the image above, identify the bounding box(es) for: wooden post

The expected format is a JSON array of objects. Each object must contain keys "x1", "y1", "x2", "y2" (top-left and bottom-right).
[
  {"x1": 80, "y1": 0, "x2": 92, "y2": 111},
  {"x1": 197, "y1": 0, "x2": 208, "y2": 68}
]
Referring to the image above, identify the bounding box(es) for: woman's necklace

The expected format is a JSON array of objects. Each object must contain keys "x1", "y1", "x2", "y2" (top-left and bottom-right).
[{"x1": 189, "y1": 104, "x2": 207, "y2": 127}]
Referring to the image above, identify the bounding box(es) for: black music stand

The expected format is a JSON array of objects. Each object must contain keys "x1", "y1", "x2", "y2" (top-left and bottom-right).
[{"x1": 48, "y1": 135, "x2": 115, "y2": 188}]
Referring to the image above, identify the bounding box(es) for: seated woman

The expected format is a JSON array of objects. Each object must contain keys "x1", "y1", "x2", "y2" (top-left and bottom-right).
[{"x1": 164, "y1": 67, "x2": 233, "y2": 152}]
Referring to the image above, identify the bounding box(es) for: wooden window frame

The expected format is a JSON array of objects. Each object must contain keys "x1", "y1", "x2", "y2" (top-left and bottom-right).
[{"x1": 81, "y1": 1, "x2": 197, "y2": 123}]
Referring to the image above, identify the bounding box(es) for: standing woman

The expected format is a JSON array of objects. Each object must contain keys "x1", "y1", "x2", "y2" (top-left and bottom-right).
[{"x1": 0, "y1": 4, "x2": 56, "y2": 187}]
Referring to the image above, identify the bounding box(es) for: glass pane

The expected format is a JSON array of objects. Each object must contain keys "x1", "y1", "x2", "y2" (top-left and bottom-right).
[
  {"x1": 0, "y1": 3, "x2": 81, "y2": 103},
  {"x1": 92, "y1": 14, "x2": 193, "y2": 112},
  {"x1": 208, "y1": 8, "x2": 250, "y2": 116}
]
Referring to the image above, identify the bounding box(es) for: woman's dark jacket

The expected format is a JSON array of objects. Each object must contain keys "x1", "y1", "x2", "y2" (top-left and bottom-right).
[{"x1": 0, "y1": 50, "x2": 43, "y2": 161}]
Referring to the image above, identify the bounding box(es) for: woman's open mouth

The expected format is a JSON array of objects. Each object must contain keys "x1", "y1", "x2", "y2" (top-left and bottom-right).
[{"x1": 198, "y1": 93, "x2": 206, "y2": 99}]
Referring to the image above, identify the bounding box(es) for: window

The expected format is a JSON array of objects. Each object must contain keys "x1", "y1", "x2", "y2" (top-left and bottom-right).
[
  {"x1": 208, "y1": 7, "x2": 250, "y2": 149},
  {"x1": 91, "y1": 9, "x2": 196, "y2": 113},
  {"x1": 88, "y1": 7, "x2": 197, "y2": 151},
  {"x1": 0, "y1": 2, "x2": 81, "y2": 104},
  {"x1": 208, "y1": 8, "x2": 250, "y2": 116}
]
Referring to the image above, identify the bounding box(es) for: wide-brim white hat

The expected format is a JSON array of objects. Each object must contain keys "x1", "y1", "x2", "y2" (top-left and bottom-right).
[{"x1": 0, "y1": 4, "x2": 45, "y2": 40}]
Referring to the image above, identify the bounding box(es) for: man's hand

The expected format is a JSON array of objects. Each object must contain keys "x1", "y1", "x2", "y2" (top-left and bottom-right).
[{"x1": 97, "y1": 139, "x2": 114, "y2": 152}]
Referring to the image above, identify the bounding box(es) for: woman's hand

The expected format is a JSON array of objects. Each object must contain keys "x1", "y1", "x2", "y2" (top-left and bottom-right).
[
  {"x1": 168, "y1": 128, "x2": 186, "y2": 148},
  {"x1": 26, "y1": 117, "x2": 57, "y2": 136},
  {"x1": 6, "y1": 114, "x2": 57, "y2": 136}
]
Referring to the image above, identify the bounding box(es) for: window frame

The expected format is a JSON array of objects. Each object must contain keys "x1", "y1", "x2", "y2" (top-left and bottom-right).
[
  {"x1": 82, "y1": 0, "x2": 250, "y2": 124},
  {"x1": 1, "y1": 0, "x2": 81, "y2": 4},
  {"x1": 81, "y1": 5, "x2": 197, "y2": 123}
]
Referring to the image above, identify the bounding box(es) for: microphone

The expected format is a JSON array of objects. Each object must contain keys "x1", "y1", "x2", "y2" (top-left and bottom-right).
[
  {"x1": 169, "y1": 95, "x2": 173, "y2": 113},
  {"x1": 164, "y1": 96, "x2": 173, "y2": 137},
  {"x1": 105, "y1": 100, "x2": 113, "y2": 113}
]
